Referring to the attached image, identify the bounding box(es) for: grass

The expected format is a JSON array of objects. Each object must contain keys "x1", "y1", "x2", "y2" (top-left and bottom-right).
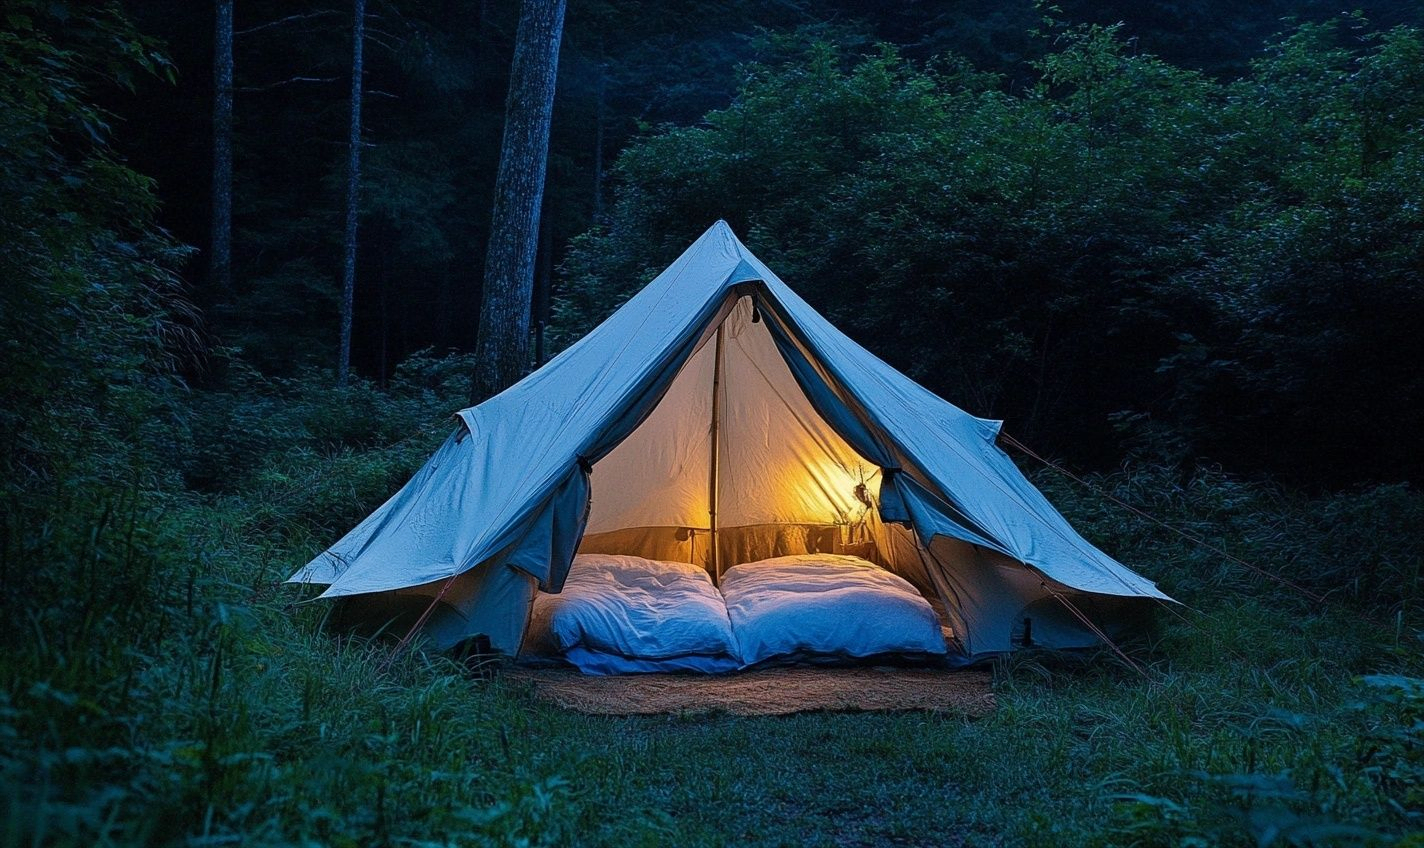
[{"x1": 3, "y1": 379, "x2": 1421, "y2": 846}]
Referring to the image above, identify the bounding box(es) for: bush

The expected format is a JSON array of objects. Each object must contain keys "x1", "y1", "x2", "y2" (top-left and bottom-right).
[
  {"x1": 1028, "y1": 461, "x2": 1424, "y2": 614},
  {"x1": 557, "y1": 21, "x2": 1424, "y2": 486},
  {"x1": 0, "y1": 1, "x2": 199, "y2": 499}
]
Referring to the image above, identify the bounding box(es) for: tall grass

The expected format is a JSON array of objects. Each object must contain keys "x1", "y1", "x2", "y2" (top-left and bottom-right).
[{"x1": 2, "y1": 372, "x2": 1420, "y2": 846}]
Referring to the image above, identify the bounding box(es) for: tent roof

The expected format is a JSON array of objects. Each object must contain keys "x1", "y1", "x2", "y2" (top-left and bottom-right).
[{"x1": 290, "y1": 221, "x2": 1168, "y2": 604}]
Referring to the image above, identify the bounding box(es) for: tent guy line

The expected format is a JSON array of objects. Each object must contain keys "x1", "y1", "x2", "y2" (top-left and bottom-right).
[{"x1": 999, "y1": 431, "x2": 1326, "y2": 604}]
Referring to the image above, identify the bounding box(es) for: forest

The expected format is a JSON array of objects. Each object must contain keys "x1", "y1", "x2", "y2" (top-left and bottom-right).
[{"x1": 2, "y1": 0, "x2": 1423, "y2": 845}]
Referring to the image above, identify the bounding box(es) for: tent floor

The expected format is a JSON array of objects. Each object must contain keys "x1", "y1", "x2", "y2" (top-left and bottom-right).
[{"x1": 503, "y1": 666, "x2": 995, "y2": 717}]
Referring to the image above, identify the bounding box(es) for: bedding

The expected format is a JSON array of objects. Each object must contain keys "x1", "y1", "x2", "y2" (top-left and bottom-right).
[
  {"x1": 720, "y1": 554, "x2": 946, "y2": 667},
  {"x1": 526, "y1": 554, "x2": 739, "y2": 674}
]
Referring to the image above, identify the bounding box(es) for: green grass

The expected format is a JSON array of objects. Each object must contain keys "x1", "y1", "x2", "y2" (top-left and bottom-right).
[{"x1": 3, "y1": 386, "x2": 1421, "y2": 846}]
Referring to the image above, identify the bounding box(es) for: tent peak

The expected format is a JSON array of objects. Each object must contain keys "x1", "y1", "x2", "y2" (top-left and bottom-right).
[
  {"x1": 724, "y1": 259, "x2": 763, "y2": 288},
  {"x1": 706, "y1": 219, "x2": 745, "y2": 253}
]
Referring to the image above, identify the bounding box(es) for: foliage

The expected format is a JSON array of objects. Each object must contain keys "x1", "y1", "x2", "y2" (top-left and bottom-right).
[
  {"x1": 0, "y1": 0, "x2": 198, "y2": 495},
  {"x1": 1029, "y1": 461, "x2": 1424, "y2": 614},
  {"x1": 1105, "y1": 672, "x2": 1424, "y2": 846},
  {"x1": 0, "y1": 491, "x2": 670, "y2": 847},
  {"x1": 557, "y1": 20, "x2": 1424, "y2": 486},
  {"x1": 185, "y1": 354, "x2": 472, "y2": 557}
]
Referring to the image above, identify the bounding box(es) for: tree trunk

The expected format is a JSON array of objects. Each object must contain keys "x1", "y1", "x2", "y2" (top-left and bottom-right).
[
  {"x1": 470, "y1": 0, "x2": 566, "y2": 404},
  {"x1": 336, "y1": 0, "x2": 365, "y2": 386},
  {"x1": 211, "y1": 0, "x2": 233, "y2": 292}
]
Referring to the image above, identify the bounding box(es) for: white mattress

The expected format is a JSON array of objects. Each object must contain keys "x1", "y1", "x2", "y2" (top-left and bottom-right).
[
  {"x1": 720, "y1": 554, "x2": 947, "y2": 667},
  {"x1": 526, "y1": 554, "x2": 739, "y2": 674}
]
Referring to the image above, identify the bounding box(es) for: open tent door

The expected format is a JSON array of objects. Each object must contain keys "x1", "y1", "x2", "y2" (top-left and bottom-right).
[{"x1": 578, "y1": 296, "x2": 909, "y2": 582}]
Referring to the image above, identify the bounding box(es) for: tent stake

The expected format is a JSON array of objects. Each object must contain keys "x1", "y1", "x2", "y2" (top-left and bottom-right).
[{"x1": 709, "y1": 321, "x2": 725, "y2": 583}]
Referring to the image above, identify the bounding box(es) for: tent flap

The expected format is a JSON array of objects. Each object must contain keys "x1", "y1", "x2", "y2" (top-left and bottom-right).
[
  {"x1": 505, "y1": 466, "x2": 591, "y2": 592},
  {"x1": 877, "y1": 469, "x2": 910, "y2": 524}
]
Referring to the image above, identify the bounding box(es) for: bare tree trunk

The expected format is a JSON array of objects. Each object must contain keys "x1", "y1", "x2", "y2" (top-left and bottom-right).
[
  {"x1": 470, "y1": 0, "x2": 566, "y2": 404},
  {"x1": 211, "y1": 0, "x2": 233, "y2": 292},
  {"x1": 337, "y1": 0, "x2": 365, "y2": 386}
]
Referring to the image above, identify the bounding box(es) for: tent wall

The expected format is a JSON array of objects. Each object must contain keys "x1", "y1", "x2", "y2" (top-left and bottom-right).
[
  {"x1": 579, "y1": 523, "x2": 842, "y2": 572},
  {"x1": 873, "y1": 517, "x2": 935, "y2": 595},
  {"x1": 922, "y1": 536, "x2": 1149, "y2": 657},
  {"x1": 581, "y1": 325, "x2": 716, "y2": 534},
  {"x1": 331, "y1": 561, "x2": 536, "y2": 653},
  {"x1": 576, "y1": 519, "x2": 936, "y2": 613},
  {"x1": 577, "y1": 527, "x2": 704, "y2": 566}
]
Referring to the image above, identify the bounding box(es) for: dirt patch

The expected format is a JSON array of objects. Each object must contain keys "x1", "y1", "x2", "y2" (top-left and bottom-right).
[{"x1": 504, "y1": 666, "x2": 995, "y2": 717}]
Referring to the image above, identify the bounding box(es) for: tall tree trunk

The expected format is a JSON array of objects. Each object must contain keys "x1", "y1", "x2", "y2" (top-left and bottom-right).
[
  {"x1": 337, "y1": 0, "x2": 365, "y2": 386},
  {"x1": 470, "y1": 0, "x2": 566, "y2": 404},
  {"x1": 211, "y1": 0, "x2": 233, "y2": 292}
]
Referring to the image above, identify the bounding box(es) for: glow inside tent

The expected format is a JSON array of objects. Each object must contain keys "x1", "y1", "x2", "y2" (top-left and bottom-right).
[{"x1": 289, "y1": 221, "x2": 1170, "y2": 661}]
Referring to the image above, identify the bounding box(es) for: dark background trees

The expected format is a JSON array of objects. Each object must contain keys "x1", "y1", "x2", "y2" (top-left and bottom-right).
[
  {"x1": 8, "y1": 0, "x2": 1423, "y2": 490},
  {"x1": 0, "y1": 1, "x2": 198, "y2": 493}
]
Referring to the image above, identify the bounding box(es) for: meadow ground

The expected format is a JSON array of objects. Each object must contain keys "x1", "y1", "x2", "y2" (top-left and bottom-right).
[{"x1": 3, "y1": 401, "x2": 1420, "y2": 847}]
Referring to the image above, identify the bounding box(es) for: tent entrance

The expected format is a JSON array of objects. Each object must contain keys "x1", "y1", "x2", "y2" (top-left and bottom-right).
[{"x1": 577, "y1": 295, "x2": 929, "y2": 589}]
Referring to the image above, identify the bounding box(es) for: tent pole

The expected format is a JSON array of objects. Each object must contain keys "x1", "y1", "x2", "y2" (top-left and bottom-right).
[{"x1": 709, "y1": 321, "x2": 725, "y2": 584}]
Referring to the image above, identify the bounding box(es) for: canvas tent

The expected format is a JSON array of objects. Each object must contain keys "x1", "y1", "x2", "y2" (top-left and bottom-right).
[{"x1": 289, "y1": 221, "x2": 1170, "y2": 662}]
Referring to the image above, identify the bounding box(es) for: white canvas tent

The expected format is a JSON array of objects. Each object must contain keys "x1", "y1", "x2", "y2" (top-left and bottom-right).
[{"x1": 289, "y1": 221, "x2": 1170, "y2": 662}]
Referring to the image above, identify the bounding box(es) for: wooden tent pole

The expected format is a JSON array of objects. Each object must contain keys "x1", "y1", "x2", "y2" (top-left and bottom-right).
[{"x1": 709, "y1": 322, "x2": 725, "y2": 584}]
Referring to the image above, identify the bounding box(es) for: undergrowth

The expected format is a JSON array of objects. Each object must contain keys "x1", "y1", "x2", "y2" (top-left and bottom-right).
[{"x1": 2, "y1": 364, "x2": 1421, "y2": 846}]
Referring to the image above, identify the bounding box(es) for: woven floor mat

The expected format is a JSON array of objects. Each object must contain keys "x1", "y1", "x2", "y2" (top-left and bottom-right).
[{"x1": 503, "y1": 666, "x2": 995, "y2": 717}]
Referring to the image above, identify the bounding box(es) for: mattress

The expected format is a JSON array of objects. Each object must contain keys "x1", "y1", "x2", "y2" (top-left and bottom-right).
[
  {"x1": 720, "y1": 554, "x2": 947, "y2": 667},
  {"x1": 526, "y1": 554, "x2": 739, "y2": 674}
]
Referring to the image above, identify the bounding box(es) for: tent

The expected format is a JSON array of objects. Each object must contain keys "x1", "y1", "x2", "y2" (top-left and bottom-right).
[{"x1": 289, "y1": 221, "x2": 1170, "y2": 662}]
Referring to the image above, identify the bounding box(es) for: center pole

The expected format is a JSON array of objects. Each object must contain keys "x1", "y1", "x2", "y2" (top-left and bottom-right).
[{"x1": 709, "y1": 322, "x2": 725, "y2": 584}]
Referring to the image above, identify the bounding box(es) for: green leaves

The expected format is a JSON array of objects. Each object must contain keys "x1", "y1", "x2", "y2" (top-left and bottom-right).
[
  {"x1": 558, "y1": 19, "x2": 1424, "y2": 484},
  {"x1": 0, "y1": 0, "x2": 197, "y2": 498}
]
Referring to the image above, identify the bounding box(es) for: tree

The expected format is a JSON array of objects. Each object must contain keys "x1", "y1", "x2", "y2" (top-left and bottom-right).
[
  {"x1": 554, "y1": 23, "x2": 1424, "y2": 486},
  {"x1": 337, "y1": 0, "x2": 365, "y2": 386},
  {"x1": 211, "y1": 0, "x2": 233, "y2": 292},
  {"x1": 470, "y1": 0, "x2": 567, "y2": 403},
  {"x1": 0, "y1": 0, "x2": 196, "y2": 493}
]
